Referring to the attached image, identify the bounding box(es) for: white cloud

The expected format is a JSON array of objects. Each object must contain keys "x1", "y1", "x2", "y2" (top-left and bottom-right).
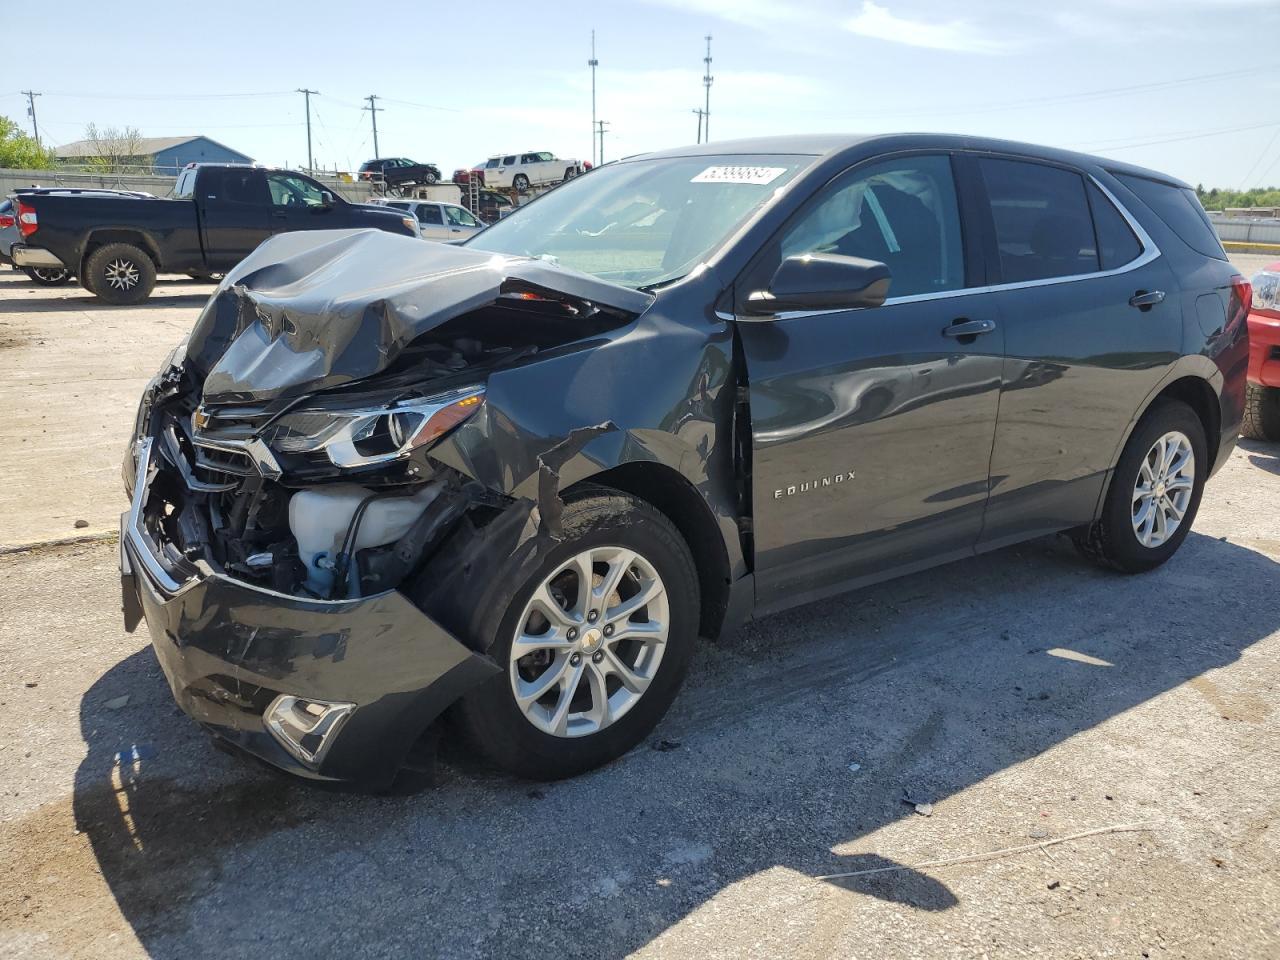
[
  {"x1": 843, "y1": 1, "x2": 1014, "y2": 54},
  {"x1": 638, "y1": 0, "x2": 804, "y2": 27}
]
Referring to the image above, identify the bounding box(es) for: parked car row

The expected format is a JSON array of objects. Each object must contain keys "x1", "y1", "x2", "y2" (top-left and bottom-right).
[
  {"x1": 358, "y1": 157, "x2": 442, "y2": 189},
  {"x1": 7, "y1": 164, "x2": 419, "y2": 303},
  {"x1": 368, "y1": 197, "x2": 485, "y2": 240},
  {"x1": 452, "y1": 150, "x2": 588, "y2": 192}
]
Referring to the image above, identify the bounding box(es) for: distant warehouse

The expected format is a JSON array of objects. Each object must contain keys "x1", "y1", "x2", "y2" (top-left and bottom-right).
[{"x1": 54, "y1": 135, "x2": 253, "y2": 175}]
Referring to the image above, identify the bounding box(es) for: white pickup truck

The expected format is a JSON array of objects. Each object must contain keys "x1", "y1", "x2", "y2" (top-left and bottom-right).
[{"x1": 483, "y1": 151, "x2": 585, "y2": 192}]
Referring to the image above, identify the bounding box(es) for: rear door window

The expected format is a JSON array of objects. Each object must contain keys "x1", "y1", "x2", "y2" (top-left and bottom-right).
[
  {"x1": 503, "y1": 155, "x2": 517, "y2": 166},
  {"x1": 979, "y1": 158, "x2": 1099, "y2": 282},
  {"x1": 204, "y1": 168, "x2": 268, "y2": 205},
  {"x1": 418, "y1": 204, "x2": 443, "y2": 225},
  {"x1": 778, "y1": 153, "x2": 965, "y2": 299},
  {"x1": 1115, "y1": 173, "x2": 1226, "y2": 261},
  {"x1": 1085, "y1": 182, "x2": 1142, "y2": 270}
]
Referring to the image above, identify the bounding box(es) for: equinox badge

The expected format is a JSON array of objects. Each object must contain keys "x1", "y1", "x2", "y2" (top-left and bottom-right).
[{"x1": 774, "y1": 472, "x2": 856, "y2": 499}]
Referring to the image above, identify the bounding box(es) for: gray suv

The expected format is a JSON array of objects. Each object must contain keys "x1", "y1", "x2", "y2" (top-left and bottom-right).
[{"x1": 121, "y1": 134, "x2": 1248, "y2": 787}]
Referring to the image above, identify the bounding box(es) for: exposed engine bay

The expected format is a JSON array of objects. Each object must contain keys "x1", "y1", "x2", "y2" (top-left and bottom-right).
[{"x1": 128, "y1": 229, "x2": 649, "y2": 604}]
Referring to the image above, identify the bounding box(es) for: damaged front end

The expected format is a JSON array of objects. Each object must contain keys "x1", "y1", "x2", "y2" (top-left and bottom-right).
[{"x1": 120, "y1": 230, "x2": 651, "y2": 786}]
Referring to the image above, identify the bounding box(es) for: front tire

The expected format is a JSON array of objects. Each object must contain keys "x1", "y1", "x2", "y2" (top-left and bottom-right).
[
  {"x1": 24, "y1": 267, "x2": 72, "y2": 285},
  {"x1": 447, "y1": 491, "x2": 699, "y2": 780},
  {"x1": 1242, "y1": 382, "x2": 1280, "y2": 441},
  {"x1": 1074, "y1": 399, "x2": 1206, "y2": 573},
  {"x1": 83, "y1": 243, "x2": 156, "y2": 305}
]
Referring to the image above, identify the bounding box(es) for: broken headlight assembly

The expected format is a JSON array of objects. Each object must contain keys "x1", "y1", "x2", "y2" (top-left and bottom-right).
[{"x1": 265, "y1": 385, "x2": 485, "y2": 468}]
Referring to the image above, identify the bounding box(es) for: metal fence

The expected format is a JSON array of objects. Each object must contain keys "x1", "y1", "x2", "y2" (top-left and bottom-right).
[
  {"x1": 1208, "y1": 215, "x2": 1280, "y2": 246},
  {"x1": 0, "y1": 167, "x2": 376, "y2": 203}
]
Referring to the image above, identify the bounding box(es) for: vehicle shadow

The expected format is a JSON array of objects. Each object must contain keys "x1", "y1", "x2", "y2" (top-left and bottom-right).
[
  {"x1": 1240, "y1": 437, "x2": 1280, "y2": 475},
  {"x1": 67, "y1": 530, "x2": 1279, "y2": 957},
  {"x1": 0, "y1": 272, "x2": 213, "y2": 312}
]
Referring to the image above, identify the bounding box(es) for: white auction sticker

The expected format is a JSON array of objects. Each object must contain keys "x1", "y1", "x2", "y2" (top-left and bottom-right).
[{"x1": 691, "y1": 165, "x2": 787, "y2": 185}]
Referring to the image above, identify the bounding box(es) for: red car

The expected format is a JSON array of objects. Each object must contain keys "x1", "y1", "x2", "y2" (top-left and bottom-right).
[
  {"x1": 1246, "y1": 261, "x2": 1280, "y2": 440},
  {"x1": 452, "y1": 161, "x2": 486, "y2": 186}
]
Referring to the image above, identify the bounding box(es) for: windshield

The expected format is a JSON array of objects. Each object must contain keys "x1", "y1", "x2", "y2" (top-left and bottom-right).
[{"x1": 466, "y1": 154, "x2": 813, "y2": 288}]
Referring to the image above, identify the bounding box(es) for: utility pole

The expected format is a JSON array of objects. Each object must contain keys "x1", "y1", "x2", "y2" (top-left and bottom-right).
[
  {"x1": 364, "y1": 94, "x2": 383, "y2": 159},
  {"x1": 595, "y1": 120, "x2": 610, "y2": 166},
  {"x1": 702, "y1": 35, "x2": 714, "y2": 143},
  {"x1": 20, "y1": 90, "x2": 41, "y2": 145},
  {"x1": 692, "y1": 108, "x2": 705, "y2": 144},
  {"x1": 588, "y1": 30, "x2": 599, "y2": 167},
  {"x1": 297, "y1": 88, "x2": 318, "y2": 173}
]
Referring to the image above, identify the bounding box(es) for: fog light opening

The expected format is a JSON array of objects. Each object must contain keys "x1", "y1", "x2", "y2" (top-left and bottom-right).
[{"x1": 264, "y1": 695, "x2": 355, "y2": 769}]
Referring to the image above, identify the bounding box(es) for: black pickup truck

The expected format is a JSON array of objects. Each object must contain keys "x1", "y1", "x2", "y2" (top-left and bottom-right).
[{"x1": 9, "y1": 164, "x2": 419, "y2": 304}]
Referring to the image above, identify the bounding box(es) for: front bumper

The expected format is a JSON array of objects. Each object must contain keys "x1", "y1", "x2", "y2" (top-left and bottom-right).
[
  {"x1": 11, "y1": 244, "x2": 65, "y2": 269},
  {"x1": 1248, "y1": 310, "x2": 1280, "y2": 389},
  {"x1": 120, "y1": 437, "x2": 499, "y2": 787}
]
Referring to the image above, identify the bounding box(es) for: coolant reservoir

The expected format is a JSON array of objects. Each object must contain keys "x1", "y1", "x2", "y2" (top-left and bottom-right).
[{"x1": 289, "y1": 482, "x2": 442, "y2": 595}]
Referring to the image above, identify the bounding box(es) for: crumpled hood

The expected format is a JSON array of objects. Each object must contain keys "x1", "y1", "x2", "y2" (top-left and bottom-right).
[{"x1": 186, "y1": 229, "x2": 654, "y2": 405}]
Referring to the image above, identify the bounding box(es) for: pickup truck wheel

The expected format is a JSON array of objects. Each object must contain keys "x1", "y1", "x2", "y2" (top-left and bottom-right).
[
  {"x1": 1073, "y1": 399, "x2": 1206, "y2": 573},
  {"x1": 1241, "y1": 382, "x2": 1280, "y2": 442},
  {"x1": 23, "y1": 267, "x2": 72, "y2": 285},
  {"x1": 446, "y1": 491, "x2": 699, "y2": 780},
  {"x1": 513, "y1": 174, "x2": 530, "y2": 193},
  {"x1": 85, "y1": 243, "x2": 156, "y2": 305},
  {"x1": 563, "y1": 167, "x2": 577, "y2": 181}
]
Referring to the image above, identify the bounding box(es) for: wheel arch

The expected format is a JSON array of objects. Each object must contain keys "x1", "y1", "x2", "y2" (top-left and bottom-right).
[
  {"x1": 566, "y1": 460, "x2": 733, "y2": 640},
  {"x1": 81, "y1": 229, "x2": 162, "y2": 273},
  {"x1": 1092, "y1": 365, "x2": 1224, "y2": 523}
]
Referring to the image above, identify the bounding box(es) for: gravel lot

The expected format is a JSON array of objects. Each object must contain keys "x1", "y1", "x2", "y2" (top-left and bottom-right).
[{"x1": 1, "y1": 263, "x2": 1278, "y2": 959}]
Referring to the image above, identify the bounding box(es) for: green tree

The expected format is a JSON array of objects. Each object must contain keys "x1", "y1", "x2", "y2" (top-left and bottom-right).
[
  {"x1": 1196, "y1": 184, "x2": 1280, "y2": 212},
  {"x1": 0, "y1": 115, "x2": 55, "y2": 169}
]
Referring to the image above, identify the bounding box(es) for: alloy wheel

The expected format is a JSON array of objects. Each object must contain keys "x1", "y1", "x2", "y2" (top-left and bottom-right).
[
  {"x1": 104, "y1": 258, "x2": 140, "y2": 291},
  {"x1": 1131, "y1": 430, "x2": 1195, "y2": 548},
  {"x1": 509, "y1": 546, "x2": 669, "y2": 738}
]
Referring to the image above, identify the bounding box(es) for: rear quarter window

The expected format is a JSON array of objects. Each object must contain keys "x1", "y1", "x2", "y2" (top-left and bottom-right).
[{"x1": 1115, "y1": 174, "x2": 1226, "y2": 261}]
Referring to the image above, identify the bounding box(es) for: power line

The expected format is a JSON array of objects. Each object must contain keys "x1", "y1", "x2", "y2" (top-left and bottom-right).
[
  {"x1": 1239, "y1": 126, "x2": 1280, "y2": 190},
  {"x1": 20, "y1": 90, "x2": 40, "y2": 145},
  {"x1": 596, "y1": 120, "x2": 610, "y2": 165},
  {"x1": 39, "y1": 89, "x2": 293, "y2": 101},
  {"x1": 1074, "y1": 119, "x2": 1280, "y2": 153},
  {"x1": 702, "y1": 35, "x2": 713, "y2": 142},
  {"x1": 297, "y1": 88, "x2": 318, "y2": 173},
  {"x1": 377, "y1": 96, "x2": 461, "y2": 114},
  {"x1": 589, "y1": 30, "x2": 599, "y2": 167},
  {"x1": 364, "y1": 95, "x2": 383, "y2": 159}
]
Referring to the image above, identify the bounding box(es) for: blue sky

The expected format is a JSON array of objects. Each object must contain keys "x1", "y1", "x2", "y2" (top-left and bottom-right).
[{"x1": 6, "y1": 0, "x2": 1280, "y2": 187}]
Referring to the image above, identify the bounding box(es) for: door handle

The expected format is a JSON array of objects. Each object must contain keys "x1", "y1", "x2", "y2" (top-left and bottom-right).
[
  {"x1": 942, "y1": 318, "x2": 996, "y2": 339},
  {"x1": 1129, "y1": 290, "x2": 1165, "y2": 310}
]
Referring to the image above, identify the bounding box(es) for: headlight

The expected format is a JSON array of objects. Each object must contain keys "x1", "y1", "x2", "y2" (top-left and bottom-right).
[
  {"x1": 1252, "y1": 270, "x2": 1280, "y2": 312},
  {"x1": 266, "y1": 386, "x2": 484, "y2": 468}
]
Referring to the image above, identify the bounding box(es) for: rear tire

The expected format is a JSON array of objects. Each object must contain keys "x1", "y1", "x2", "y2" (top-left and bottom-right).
[
  {"x1": 1241, "y1": 382, "x2": 1280, "y2": 441},
  {"x1": 24, "y1": 267, "x2": 72, "y2": 285},
  {"x1": 83, "y1": 243, "x2": 156, "y2": 305},
  {"x1": 434, "y1": 491, "x2": 699, "y2": 780},
  {"x1": 1073, "y1": 399, "x2": 1207, "y2": 573},
  {"x1": 513, "y1": 174, "x2": 530, "y2": 193}
]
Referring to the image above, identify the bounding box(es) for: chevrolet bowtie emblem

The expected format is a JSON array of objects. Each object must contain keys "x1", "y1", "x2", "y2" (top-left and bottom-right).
[{"x1": 774, "y1": 472, "x2": 856, "y2": 499}]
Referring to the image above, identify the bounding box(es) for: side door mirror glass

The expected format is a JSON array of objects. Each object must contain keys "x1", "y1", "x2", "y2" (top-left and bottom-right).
[{"x1": 747, "y1": 253, "x2": 892, "y2": 314}]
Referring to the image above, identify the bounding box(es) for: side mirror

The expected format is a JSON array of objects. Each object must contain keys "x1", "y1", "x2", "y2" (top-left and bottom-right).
[
  {"x1": 320, "y1": 191, "x2": 335, "y2": 206},
  {"x1": 747, "y1": 253, "x2": 891, "y2": 314}
]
